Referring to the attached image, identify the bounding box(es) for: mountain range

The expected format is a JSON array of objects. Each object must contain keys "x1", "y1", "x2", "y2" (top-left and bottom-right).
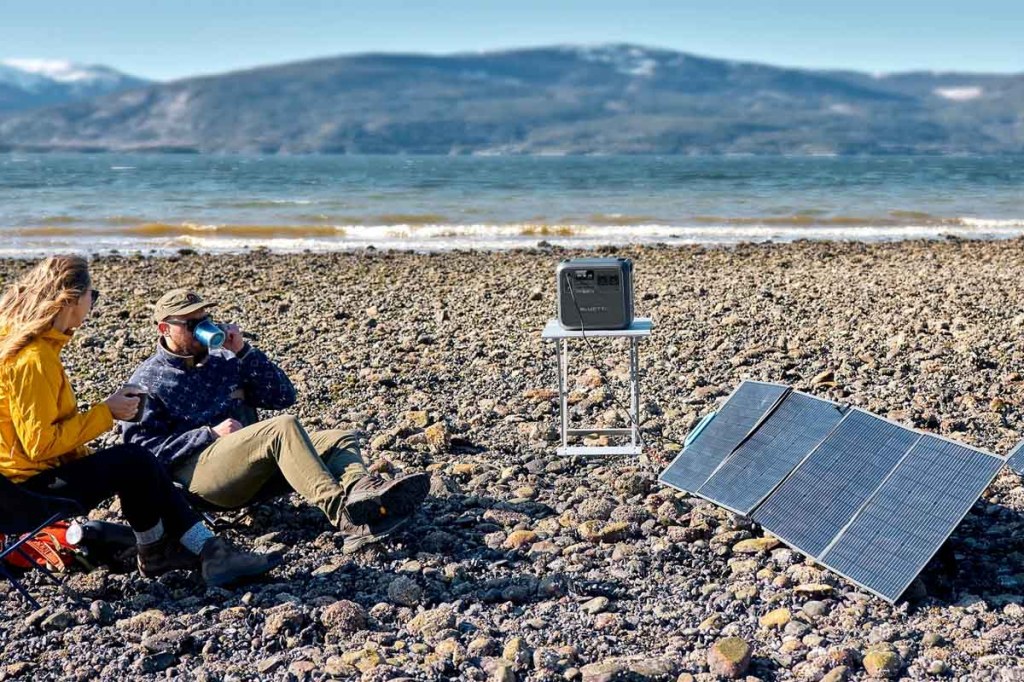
[{"x1": 0, "y1": 46, "x2": 1021, "y2": 154}]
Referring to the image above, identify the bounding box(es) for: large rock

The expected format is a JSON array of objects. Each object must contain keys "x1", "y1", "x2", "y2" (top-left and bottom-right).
[
  {"x1": 320, "y1": 600, "x2": 367, "y2": 635},
  {"x1": 406, "y1": 605, "x2": 456, "y2": 639},
  {"x1": 862, "y1": 648, "x2": 901, "y2": 678},
  {"x1": 503, "y1": 530, "x2": 539, "y2": 550},
  {"x1": 262, "y1": 602, "x2": 306, "y2": 637},
  {"x1": 503, "y1": 637, "x2": 532, "y2": 671},
  {"x1": 759, "y1": 607, "x2": 791, "y2": 629},
  {"x1": 707, "y1": 637, "x2": 752, "y2": 679},
  {"x1": 579, "y1": 656, "x2": 677, "y2": 681},
  {"x1": 732, "y1": 537, "x2": 781, "y2": 554},
  {"x1": 424, "y1": 423, "x2": 451, "y2": 452}
]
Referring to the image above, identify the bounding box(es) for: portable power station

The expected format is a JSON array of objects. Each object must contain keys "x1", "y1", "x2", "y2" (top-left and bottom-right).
[{"x1": 556, "y1": 257, "x2": 634, "y2": 330}]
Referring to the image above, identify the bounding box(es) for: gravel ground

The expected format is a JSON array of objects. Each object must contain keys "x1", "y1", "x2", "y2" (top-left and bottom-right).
[{"x1": 3, "y1": 239, "x2": 1024, "y2": 681}]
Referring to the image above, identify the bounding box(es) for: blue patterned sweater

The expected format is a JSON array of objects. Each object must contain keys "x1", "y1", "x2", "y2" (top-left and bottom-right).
[{"x1": 122, "y1": 341, "x2": 296, "y2": 468}]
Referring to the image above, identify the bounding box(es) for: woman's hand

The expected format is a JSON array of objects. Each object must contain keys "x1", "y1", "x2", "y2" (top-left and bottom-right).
[{"x1": 103, "y1": 387, "x2": 140, "y2": 421}]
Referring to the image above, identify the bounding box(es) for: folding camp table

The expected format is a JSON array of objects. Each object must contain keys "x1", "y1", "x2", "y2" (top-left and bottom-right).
[{"x1": 541, "y1": 317, "x2": 652, "y2": 457}]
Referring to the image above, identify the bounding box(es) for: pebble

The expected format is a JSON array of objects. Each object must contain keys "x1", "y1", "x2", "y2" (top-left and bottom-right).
[
  {"x1": 581, "y1": 596, "x2": 610, "y2": 615},
  {"x1": 41, "y1": 610, "x2": 75, "y2": 632},
  {"x1": 801, "y1": 600, "x2": 829, "y2": 619},
  {"x1": 387, "y1": 575, "x2": 423, "y2": 607}
]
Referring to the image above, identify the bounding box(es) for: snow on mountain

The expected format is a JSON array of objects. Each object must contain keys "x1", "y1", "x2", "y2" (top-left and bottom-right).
[
  {"x1": 1, "y1": 59, "x2": 123, "y2": 86},
  {"x1": 0, "y1": 59, "x2": 149, "y2": 112},
  {"x1": 934, "y1": 85, "x2": 984, "y2": 101},
  {"x1": 573, "y1": 45, "x2": 661, "y2": 78}
]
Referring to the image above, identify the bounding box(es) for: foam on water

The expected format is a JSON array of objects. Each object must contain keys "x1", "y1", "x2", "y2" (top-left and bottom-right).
[{"x1": 2, "y1": 219, "x2": 1023, "y2": 257}]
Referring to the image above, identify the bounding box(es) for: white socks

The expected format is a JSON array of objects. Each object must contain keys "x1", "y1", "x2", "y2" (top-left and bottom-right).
[{"x1": 134, "y1": 520, "x2": 165, "y2": 545}]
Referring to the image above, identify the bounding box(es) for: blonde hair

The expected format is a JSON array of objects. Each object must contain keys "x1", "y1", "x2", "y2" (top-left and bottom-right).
[{"x1": 0, "y1": 255, "x2": 91, "y2": 362}]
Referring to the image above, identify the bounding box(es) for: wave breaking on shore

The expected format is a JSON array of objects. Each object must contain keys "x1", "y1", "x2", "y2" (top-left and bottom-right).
[{"x1": 2, "y1": 216, "x2": 1024, "y2": 256}]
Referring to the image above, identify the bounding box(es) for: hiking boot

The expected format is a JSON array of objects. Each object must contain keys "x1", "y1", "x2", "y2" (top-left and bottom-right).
[
  {"x1": 199, "y1": 537, "x2": 282, "y2": 587},
  {"x1": 340, "y1": 514, "x2": 411, "y2": 555},
  {"x1": 137, "y1": 537, "x2": 201, "y2": 578},
  {"x1": 343, "y1": 472, "x2": 430, "y2": 526}
]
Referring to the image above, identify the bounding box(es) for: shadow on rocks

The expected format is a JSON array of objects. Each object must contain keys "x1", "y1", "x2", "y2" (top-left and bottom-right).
[{"x1": 907, "y1": 499, "x2": 1024, "y2": 610}]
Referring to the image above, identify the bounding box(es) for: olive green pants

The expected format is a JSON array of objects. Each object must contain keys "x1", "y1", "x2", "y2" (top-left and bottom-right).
[{"x1": 172, "y1": 415, "x2": 367, "y2": 528}]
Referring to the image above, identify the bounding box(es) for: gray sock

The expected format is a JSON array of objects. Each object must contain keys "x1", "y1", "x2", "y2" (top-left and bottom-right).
[
  {"x1": 134, "y1": 520, "x2": 165, "y2": 546},
  {"x1": 179, "y1": 523, "x2": 216, "y2": 555}
]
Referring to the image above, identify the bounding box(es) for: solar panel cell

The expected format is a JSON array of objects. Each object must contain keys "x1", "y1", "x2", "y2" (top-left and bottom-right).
[
  {"x1": 751, "y1": 409, "x2": 921, "y2": 557},
  {"x1": 821, "y1": 435, "x2": 1002, "y2": 601},
  {"x1": 697, "y1": 392, "x2": 846, "y2": 514},
  {"x1": 1007, "y1": 440, "x2": 1024, "y2": 476},
  {"x1": 659, "y1": 381, "x2": 788, "y2": 493}
]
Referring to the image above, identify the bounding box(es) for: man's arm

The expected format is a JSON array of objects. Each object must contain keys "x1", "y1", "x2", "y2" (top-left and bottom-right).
[
  {"x1": 122, "y1": 394, "x2": 217, "y2": 469},
  {"x1": 234, "y1": 343, "x2": 297, "y2": 410}
]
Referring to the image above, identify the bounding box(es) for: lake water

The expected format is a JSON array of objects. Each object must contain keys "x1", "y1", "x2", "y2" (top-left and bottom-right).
[{"x1": 1, "y1": 154, "x2": 1022, "y2": 255}]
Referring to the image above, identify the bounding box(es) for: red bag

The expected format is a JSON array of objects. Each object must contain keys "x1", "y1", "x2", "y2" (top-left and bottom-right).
[{"x1": 1, "y1": 521, "x2": 80, "y2": 572}]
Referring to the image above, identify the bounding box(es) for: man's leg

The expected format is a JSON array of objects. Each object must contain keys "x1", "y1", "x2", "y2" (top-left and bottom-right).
[
  {"x1": 307, "y1": 429, "x2": 369, "y2": 491},
  {"x1": 184, "y1": 415, "x2": 351, "y2": 527},
  {"x1": 306, "y1": 428, "x2": 431, "y2": 534}
]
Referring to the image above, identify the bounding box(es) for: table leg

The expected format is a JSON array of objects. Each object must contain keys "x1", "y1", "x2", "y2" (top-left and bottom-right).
[
  {"x1": 557, "y1": 339, "x2": 569, "y2": 450},
  {"x1": 630, "y1": 338, "x2": 640, "y2": 449}
]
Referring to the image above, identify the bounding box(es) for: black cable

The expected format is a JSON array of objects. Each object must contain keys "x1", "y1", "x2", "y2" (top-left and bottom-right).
[{"x1": 563, "y1": 270, "x2": 648, "y2": 450}]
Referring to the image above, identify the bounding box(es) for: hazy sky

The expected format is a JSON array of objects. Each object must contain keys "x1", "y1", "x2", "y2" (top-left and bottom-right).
[{"x1": 3, "y1": 0, "x2": 1022, "y2": 80}]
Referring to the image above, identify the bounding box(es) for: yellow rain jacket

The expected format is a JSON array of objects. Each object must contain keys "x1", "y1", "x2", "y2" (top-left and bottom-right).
[{"x1": 0, "y1": 328, "x2": 113, "y2": 483}]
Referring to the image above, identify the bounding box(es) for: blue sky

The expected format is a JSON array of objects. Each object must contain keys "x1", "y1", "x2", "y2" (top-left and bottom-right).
[{"x1": 3, "y1": 0, "x2": 1022, "y2": 80}]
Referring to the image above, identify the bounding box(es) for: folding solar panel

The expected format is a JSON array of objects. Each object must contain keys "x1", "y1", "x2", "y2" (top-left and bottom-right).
[
  {"x1": 696, "y1": 392, "x2": 847, "y2": 514},
  {"x1": 661, "y1": 381, "x2": 1008, "y2": 602},
  {"x1": 1007, "y1": 440, "x2": 1024, "y2": 476},
  {"x1": 751, "y1": 409, "x2": 921, "y2": 557},
  {"x1": 821, "y1": 435, "x2": 1003, "y2": 601},
  {"x1": 659, "y1": 381, "x2": 788, "y2": 493}
]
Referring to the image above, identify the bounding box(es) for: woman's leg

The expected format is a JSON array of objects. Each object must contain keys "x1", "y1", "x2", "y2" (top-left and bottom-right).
[
  {"x1": 21, "y1": 442, "x2": 203, "y2": 539},
  {"x1": 22, "y1": 444, "x2": 281, "y2": 585}
]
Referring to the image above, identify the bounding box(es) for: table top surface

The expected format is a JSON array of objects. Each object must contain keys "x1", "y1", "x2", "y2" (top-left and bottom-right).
[{"x1": 541, "y1": 317, "x2": 653, "y2": 339}]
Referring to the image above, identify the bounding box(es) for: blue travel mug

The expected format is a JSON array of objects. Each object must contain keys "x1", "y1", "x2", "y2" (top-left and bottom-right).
[{"x1": 194, "y1": 319, "x2": 226, "y2": 349}]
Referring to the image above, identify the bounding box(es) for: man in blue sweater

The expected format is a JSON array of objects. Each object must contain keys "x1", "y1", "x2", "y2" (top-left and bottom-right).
[{"x1": 123, "y1": 289, "x2": 429, "y2": 553}]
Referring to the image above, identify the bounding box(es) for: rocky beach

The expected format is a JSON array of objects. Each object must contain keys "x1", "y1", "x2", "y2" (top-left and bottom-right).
[{"x1": 3, "y1": 238, "x2": 1024, "y2": 681}]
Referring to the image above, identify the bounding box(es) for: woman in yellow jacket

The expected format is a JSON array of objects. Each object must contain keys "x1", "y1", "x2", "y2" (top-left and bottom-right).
[{"x1": 0, "y1": 255, "x2": 280, "y2": 587}]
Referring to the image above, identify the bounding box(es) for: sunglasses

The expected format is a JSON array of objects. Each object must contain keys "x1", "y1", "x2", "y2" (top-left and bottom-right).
[
  {"x1": 165, "y1": 315, "x2": 211, "y2": 333},
  {"x1": 89, "y1": 289, "x2": 100, "y2": 309}
]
